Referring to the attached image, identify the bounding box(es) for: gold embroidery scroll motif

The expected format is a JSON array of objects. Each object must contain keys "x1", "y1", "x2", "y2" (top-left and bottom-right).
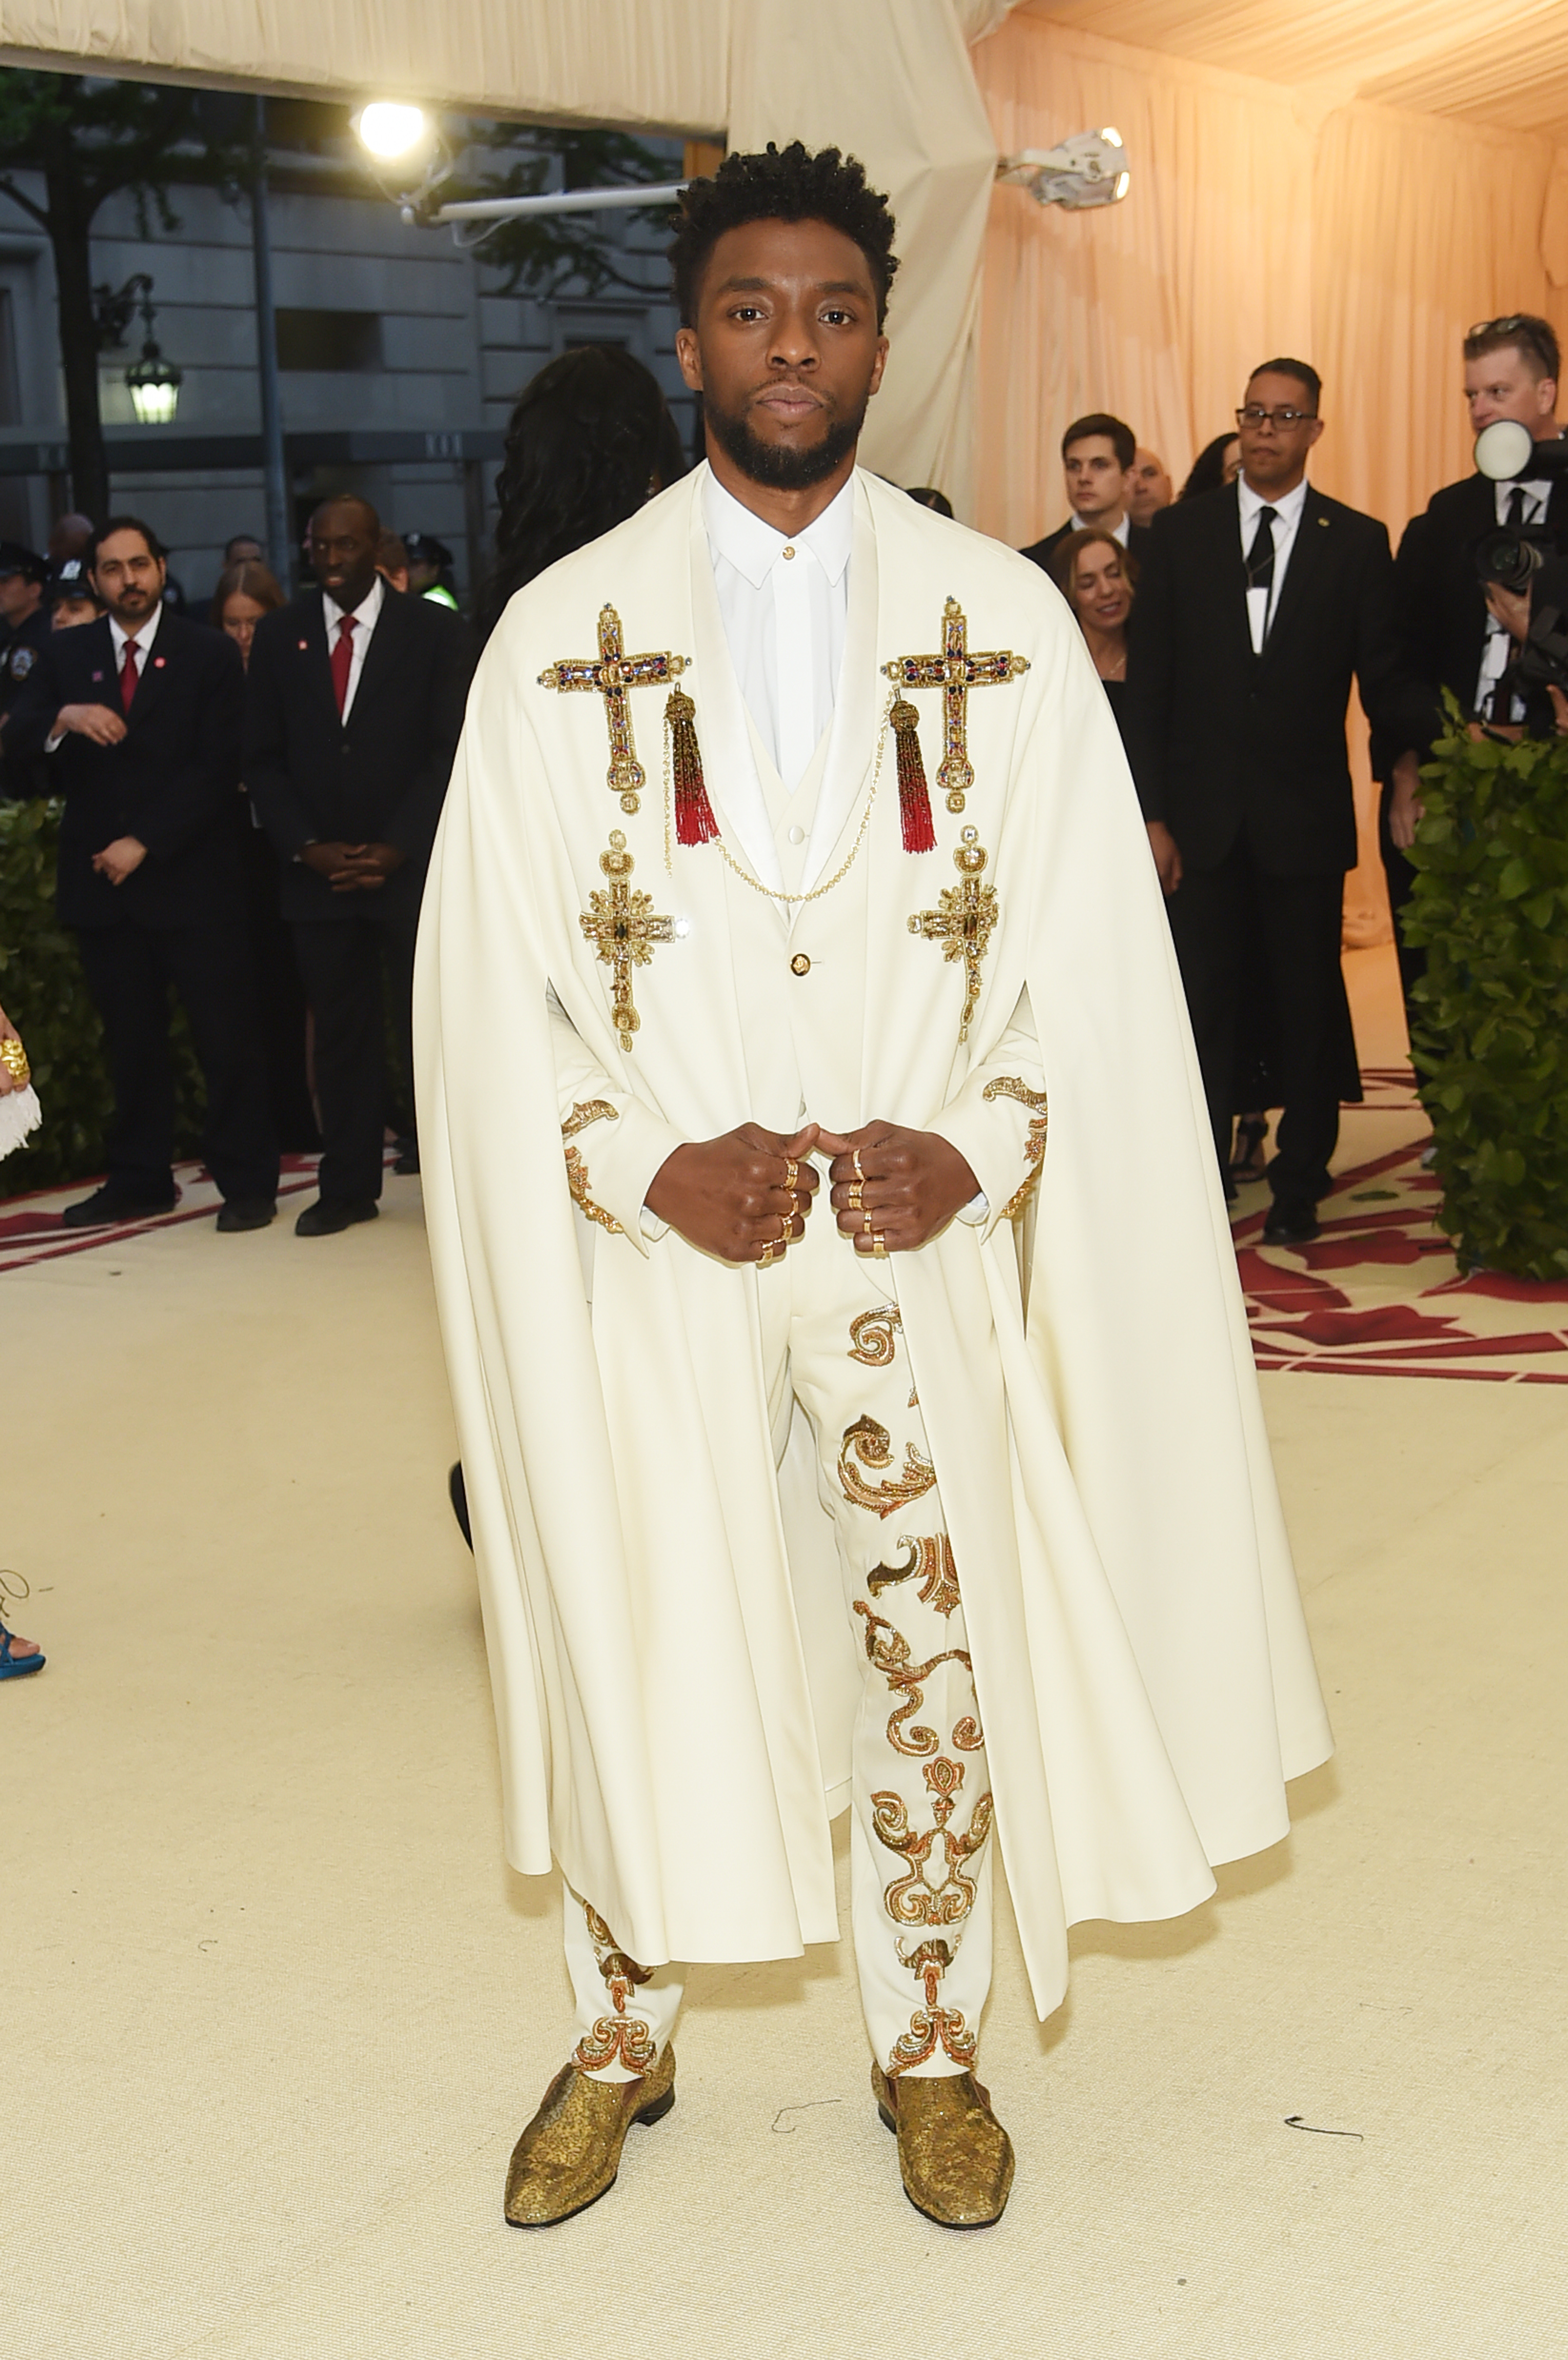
[
  {"x1": 579, "y1": 831, "x2": 679, "y2": 1055},
  {"x1": 908, "y1": 828, "x2": 996, "y2": 1043},
  {"x1": 572, "y1": 1902, "x2": 659, "y2": 2075},
  {"x1": 839, "y1": 1414, "x2": 936, "y2": 1519},
  {"x1": 853, "y1": 1603, "x2": 983, "y2": 1756},
  {"x1": 867, "y1": 1533, "x2": 962, "y2": 1619},
  {"x1": 848, "y1": 1304, "x2": 917, "y2": 1406},
  {"x1": 539, "y1": 603, "x2": 689, "y2": 816},
  {"x1": 561, "y1": 1100, "x2": 622, "y2": 1234},
  {"x1": 886, "y1": 1939, "x2": 979, "y2": 2075},
  {"x1": 982, "y1": 1076, "x2": 1049, "y2": 1220},
  {"x1": 880, "y1": 596, "x2": 1030, "y2": 814}
]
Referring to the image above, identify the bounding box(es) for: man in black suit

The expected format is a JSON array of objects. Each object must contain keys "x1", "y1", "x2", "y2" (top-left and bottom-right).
[
  {"x1": 244, "y1": 495, "x2": 474, "y2": 1236},
  {"x1": 1020, "y1": 411, "x2": 1152, "y2": 577},
  {"x1": 1126, "y1": 360, "x2": 1424, "y2": 1244},
  {"x1": 7, "y1": 516, "x2": 278, "y2": 1229},
  {"x1": 1382, "y1": 314, "x2": 1568, "y2": 1012}
]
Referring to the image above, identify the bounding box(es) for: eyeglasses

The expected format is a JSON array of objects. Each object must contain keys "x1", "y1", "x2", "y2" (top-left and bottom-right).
[{"x1": 1235, "y1": 405, "x2": 1317, "y2": 429}]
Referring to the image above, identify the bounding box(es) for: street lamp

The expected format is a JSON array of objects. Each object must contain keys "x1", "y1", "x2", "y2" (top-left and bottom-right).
[
  {"x1": 124, "y1": 287, "x2": 182, "y2": 426},
  {"x1": 355, "y1": 103, "x2": 435, "y2": 164}
]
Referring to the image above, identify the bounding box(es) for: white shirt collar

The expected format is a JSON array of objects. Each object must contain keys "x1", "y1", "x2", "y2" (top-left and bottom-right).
[
  {"x1": 322, "y1": 573, "x2": 385, "y2": 634},
  {"x1": 1238, "y1": 473, "x2": 1310, "y2": 530},
  {"x1": 702, "y1": 466, "x2": 854, "y2": 587},
  {"x1": 109, "y1": 599, "x2": 163, "y2": 659}
]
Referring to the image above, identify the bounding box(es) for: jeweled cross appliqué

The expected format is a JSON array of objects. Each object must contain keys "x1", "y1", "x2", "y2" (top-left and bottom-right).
[
  {"x1": 880, "y1": 596, "x2": 1028, "y2": 814},
  {"x1": 540, "y1": 604, "x2": 689, "y2": 815},
  {"x1": 579, "y1": 831, "x2": 681, "y2": 1054},
  {"x1": 908, "y1": 828, "x2": 997, "y2": 1041}
]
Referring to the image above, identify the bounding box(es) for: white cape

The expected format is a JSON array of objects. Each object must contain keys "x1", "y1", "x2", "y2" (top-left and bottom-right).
[{"x1": 414, "y1": 467, "x2": 1331, "y2": 2017}]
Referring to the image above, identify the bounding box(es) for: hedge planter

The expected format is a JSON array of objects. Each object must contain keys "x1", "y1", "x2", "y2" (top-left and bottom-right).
[{"x1": 1403, "y1": 711, "x2": 1568, "y2": 1279}]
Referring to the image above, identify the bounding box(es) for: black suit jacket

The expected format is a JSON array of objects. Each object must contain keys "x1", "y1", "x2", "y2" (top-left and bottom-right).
[
  {"x1": 7, "y1": 607, "x2": 246, "y2": 929},
  {"x1": 1389, "y1": 470, "x2": 1568, "y2": 761},
  {"x1": 1021, "y1": 517, "x2": 1152, "y2": 579},
  {"x1": 1124, "y1": 482, "x2": 1424, "y2": 876},
  {"x1": 244, "y1": 587, "x2": 475, "y2": 923}
]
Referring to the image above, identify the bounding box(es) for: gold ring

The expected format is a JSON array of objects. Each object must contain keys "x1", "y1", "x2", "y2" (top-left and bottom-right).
[
  {"x1": 784, "y1": 1158, "x2": 799, "y2": 1192},
  {"x1": 852, "y1": 1149, "x2": 865, "y2": 1182},
  {"x1": 759, "y1": 1241, "x2": 779, "y2": 1267},
  {"x1": 0, "y1": 1036, "x2": 29, "y2": 1088},
  {"x1": 871, "y1": 1230, "x2": 888, "y2": 1257},
  {"x1": 847, "y1": 1182, "x2": 864, "y2": 1210},
  {"x1": 863, "y1": 1211, "x2": 874, "y2": 1233}
]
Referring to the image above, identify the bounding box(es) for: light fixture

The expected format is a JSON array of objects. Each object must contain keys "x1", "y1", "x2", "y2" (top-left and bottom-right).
[
  {"x1": 124, "y1": 288, "x2": 181, "y2": 426},
  {"x1": 356, "y1": 102, "x2": 434, "y2": 163},
  {"x1": 997, "y1": 129, "x2": 1131, "y2": 211},
  {"x1": 1472, "y1": 418, "x2": 1568, "y2": 480}
]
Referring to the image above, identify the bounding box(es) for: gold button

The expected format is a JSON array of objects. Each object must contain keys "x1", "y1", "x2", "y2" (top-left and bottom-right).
[
  {"x1": 790, "y1": 952, "x2": 811, "y2": 976},
  {"x1": 781, "y1": 545, "x2": 796, "y2": 560}
]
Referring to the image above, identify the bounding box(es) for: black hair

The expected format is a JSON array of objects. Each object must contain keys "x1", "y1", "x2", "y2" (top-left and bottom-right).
[
  {"x1": 477, "y1": 346, "x2": 686, "y2": 643},
  {"x1": 309, "y1": 493, "x2": 381, "y2": 539},
  {"x1": 1464, "y1": 313, "x2": 1560, "y2": 384},
  {"x1": 88, "y1": 514, "x2": 167, "y2": 568},
  {"x1": 906, "y1": 486, "x2": 953, "y2": 517},
  {"x1": 1061, "y1": 412, "x2": 1136, "y2": 473},
  {"x1": 1179, "y1": 431, "x2": 1240, "y2": 502},
  {"x1": 671, "y1": 142, "x2": 899, "y2": 329},
  {"x1": 1248, "y1": 357, "x2": 1322, "y2": 411}
]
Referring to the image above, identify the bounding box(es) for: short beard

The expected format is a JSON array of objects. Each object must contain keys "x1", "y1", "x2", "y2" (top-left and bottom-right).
[{"x1": 705, "y1": 394, "x2": 865, "y2": 493}]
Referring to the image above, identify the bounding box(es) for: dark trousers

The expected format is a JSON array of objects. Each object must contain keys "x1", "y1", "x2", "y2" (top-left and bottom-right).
[
  {"x1": 241, "y1": 817, "x2": 320, "y2": 1153},
  {"x1": 1166, "y1": 838, "x2": 1351, "y2": 1205},
  {"x1": 292, "y1": 904, "x2": 418, "y2": 1207},
  {"x1": 75, "y1": 919, "x2": 280, "y2": 1204},
  {"x1": 1378, "y1": 776, "x2": 1425, "y2": 1030}
]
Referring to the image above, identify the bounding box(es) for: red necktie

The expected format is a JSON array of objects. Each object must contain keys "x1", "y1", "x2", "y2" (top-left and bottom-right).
[
  {"x1": 330, "y1": 613, "x2": 356, "y2": 717},
  {"x1": 119, "y1": 638, "x2": 141, "y2": 713}
]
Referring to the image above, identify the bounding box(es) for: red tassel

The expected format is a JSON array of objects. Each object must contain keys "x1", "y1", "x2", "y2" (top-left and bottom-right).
[
  {"x1": 890, "y1": 698, "x2": 936, "y2": 853},
  {"x1": 668, "y1": 688, "x2": 718, "y2": 846}
]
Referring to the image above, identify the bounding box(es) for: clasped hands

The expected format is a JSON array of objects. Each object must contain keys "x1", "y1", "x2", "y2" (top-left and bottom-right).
[
  {"x1": 301, "y1": 840, "x2": 407, "y2": 893},
  {"x1": 645, "y1": 1120, "x2": 979, "y2": 1267}
]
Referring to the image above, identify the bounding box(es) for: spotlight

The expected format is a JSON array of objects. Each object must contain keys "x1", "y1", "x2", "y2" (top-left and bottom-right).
[
  {"x1": 355, "y1": 103, "x2": 433, "y2": 163},
  {"x1": 997, "y1": 130, "x2": 1132, "y2": 212}
]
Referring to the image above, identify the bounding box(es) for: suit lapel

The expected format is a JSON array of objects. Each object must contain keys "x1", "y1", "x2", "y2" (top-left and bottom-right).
[
  {"x1": 799, "y1": 474, "x2": 877, "y2": 906},
  {"x1": 685, "y1": 476, "x2": 785, "y2": 896},
  {"x1": 347, "y1": 585, "x2": 406, "y2": 722},
  {"x1": 297, "y1": 592, "x2": 340, "y2": 726},
  {"x1": 1261, "y1": 487, "x2": 1332, "y2": 653},
  {"x1": 1209, "y1": 482, "x2": 1254, "y2": 667}
]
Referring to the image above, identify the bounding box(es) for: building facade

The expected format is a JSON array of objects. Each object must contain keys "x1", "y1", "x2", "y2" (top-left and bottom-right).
[{"x1": 0, "y1": 112, "x2": 692, "y2": 608}]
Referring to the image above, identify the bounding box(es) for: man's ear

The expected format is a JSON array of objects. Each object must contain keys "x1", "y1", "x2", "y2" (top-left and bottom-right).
[{"x1": 674, "y1": 326, "x2": 704, "y2": 394}]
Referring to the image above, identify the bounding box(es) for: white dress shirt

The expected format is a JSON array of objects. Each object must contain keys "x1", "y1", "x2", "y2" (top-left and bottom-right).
[
  {"x1": 46, "y1": 597, "x2": 165, "y2": 751},
  {"x1": 322, "y1": 572, "x2": 385, "y2": 721},
  {"x1": 1237, "y1": 472, "x2": 1309, "y2": 654},
  {"x1": 1475, "y1": 475, "x2": 1552, "y2": 719},
  {"x1": 702, "y1": 469, "x2": 852, "y2": 791}
]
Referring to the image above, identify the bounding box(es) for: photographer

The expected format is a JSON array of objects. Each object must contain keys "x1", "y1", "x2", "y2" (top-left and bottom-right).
[{"x1": 1384, "y1": 316, "x2": 1568, "y2": 1005}]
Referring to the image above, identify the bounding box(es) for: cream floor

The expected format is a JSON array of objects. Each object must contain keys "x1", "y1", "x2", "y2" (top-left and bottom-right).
[{"x1": 8, "y1": 961, "x2": 1566, "y2": 2358}]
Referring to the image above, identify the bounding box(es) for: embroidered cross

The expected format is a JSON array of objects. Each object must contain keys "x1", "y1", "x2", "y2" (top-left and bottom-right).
[
  {"x1": 579, "y1": 832, "x2": 680, "y2": 1054},
  {"x1": 880, "y1": 597, "x2": 1028, "y2": 813},
  {"x1": 907, "y1": 828, "x2": 997, "y2": 1041},
  {"x1": 540, "y1": 603, "x2": 689, "y2": 815}
]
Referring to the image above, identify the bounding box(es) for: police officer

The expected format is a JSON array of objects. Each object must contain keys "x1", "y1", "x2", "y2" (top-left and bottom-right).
[
  {"x1": 0, "y1": 542, "x2": 53, "y2": 799},
  {"x1": 46, "y1": 556, "x2": 104, "y2": 633},
  {"x1": 399, "y1": 529, "x2": 460, "y2": 611}
]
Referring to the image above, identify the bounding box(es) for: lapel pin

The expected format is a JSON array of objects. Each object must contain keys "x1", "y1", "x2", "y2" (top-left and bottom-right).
[
  {"x1": 298, "y1": 638, "x2": 308, "y2": 651},
  {"x1": 153, "y1": 655, "x2": 166, "y2": 667},
  {"x1": 1318, "y1": 516, "x2": 1329, "y2": 526},
  {"x1": 91, "y1": 670, "x2": 103, "y2": 681}
]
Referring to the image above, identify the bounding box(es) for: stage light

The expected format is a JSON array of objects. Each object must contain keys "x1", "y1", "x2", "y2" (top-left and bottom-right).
[
  {"x1": 356, "y1": 103, "x2": 432, "y2": 162},
  {"x1": 997, "y1": 130, "x2": 1131, "y2": 212}
]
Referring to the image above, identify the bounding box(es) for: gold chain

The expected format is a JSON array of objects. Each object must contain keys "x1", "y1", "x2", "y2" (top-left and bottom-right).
[{"x1": 663, "y1": 691, "x2": 895, "y2": 906}]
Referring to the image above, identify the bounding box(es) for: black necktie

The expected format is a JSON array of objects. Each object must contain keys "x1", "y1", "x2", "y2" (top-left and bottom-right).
[
  {"x1": 1245, "y1": 506, "x2": 1278, "y2": 594},
  {"x1": 1507, "y1": 486, "x2": 1528, "y2": 528}
]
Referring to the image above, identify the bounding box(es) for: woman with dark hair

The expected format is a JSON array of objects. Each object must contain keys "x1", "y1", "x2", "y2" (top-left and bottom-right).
[
  {"x1": 477, "y1": 347, "x2": 686, "y2": 641},
  {"x1": 1050, "y1": 526, "x2": 1137, "y2": 739},
  {"x1": 211, "y1": 558, "x2": 285, "y2": 660},
  {"x1": 1179, "y1": 431, "x2": 1241, "y2": 502}
]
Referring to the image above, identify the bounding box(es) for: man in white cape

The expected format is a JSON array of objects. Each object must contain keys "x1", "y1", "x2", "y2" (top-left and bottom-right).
[{"x1": 415, "y1": 145, "x2": 1331, "y2": 2232}]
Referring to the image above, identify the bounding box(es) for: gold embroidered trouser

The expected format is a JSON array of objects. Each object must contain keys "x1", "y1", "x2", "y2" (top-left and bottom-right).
[{"x1": 565, "y1": 1194, "x2": 994, "y2": 2080}]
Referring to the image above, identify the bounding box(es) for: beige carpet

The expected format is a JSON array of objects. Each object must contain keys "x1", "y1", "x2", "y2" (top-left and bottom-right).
[{"x1": 7, "y1": 956, "x2": 1565, "y2": 2357}]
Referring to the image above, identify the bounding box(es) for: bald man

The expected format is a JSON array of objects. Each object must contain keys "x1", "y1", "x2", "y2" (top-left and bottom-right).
[
  {"x1": 1128, "y1": 450, "x2": 1173, "y2": 532},
  {"x1": 244, "y1": 495, "x2": 475, "y2": 1234}
]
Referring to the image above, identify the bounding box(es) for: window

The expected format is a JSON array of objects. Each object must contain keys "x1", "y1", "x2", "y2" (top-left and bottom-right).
[{"x1": 275, "y1": 309, "x2": 382, "y2": 372}]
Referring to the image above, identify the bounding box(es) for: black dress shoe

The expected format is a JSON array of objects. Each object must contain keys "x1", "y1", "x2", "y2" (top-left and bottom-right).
[
  {"x1": 215, "y1": 1197, "x2": 277, "y2": 1233},
  {"x1": 61, "y1": 1186, "x2": 177, "y2": 1229},
  {"x1": 393, "y1": 1147, "x2": 420, "y2": 1176},
  {"x1": 1263, "y1": 1197, "x2": 1320, "y2": 1245},
  {"x1": 295, "y1": 1196, "x2": 379, "y2": 1237}
]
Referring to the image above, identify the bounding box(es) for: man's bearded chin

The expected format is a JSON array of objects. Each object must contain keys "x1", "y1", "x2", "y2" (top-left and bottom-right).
[{"x1": 707, "y1": 393, "x2": 866, "y2": 491}]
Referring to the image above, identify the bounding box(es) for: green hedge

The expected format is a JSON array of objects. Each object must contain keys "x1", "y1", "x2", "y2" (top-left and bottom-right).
[
  {"x1": 0, "y1": 797, "x2": 203, "y2": 1196},
  {"x1": 1403, "y1": 709, "x2": 1568, "y2": 1278}
]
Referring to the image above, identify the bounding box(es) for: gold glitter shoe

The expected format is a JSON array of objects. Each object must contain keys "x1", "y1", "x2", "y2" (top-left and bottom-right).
[
  {"x1": 504, "y1": 2043, "x2": 677, "y2": 2227},
  {"x1": 872, "y1": 2060, "x2": 1015, "y2": 2228}
]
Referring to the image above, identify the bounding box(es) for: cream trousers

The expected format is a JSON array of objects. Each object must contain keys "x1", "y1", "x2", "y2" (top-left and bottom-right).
[{"x1": 565, "y1": 1190, "x2": 995, "y2": 2081}]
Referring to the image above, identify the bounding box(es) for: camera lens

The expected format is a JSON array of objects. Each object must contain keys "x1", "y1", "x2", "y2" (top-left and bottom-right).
[{"x1": 1474, "y1": 529, "x2": 1544, "y2": 593}]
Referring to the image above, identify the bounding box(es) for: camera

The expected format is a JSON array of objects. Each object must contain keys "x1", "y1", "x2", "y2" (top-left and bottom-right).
[{"x1": 1472, "y1": 420, "x2": 1568, "y2": 699}]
